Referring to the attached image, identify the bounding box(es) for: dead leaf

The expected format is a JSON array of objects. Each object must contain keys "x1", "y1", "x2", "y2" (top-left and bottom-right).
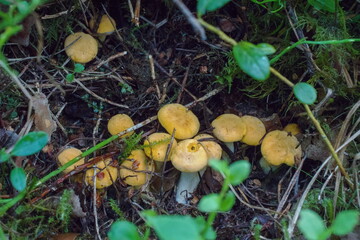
[{"x1": 31, "y1": 93, "x2": 57, "y2": 139}]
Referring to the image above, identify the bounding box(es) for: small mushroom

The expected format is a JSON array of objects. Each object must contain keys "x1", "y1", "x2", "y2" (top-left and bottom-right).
[
  {"x1": 261, "y1": 130, "x2": 302, "y2": 166},
  {"x1": 107, "y1": 114, "x2": 134, "y2": 138},
  {"x1": 64, "y1": 32, "x2": 98, "y2": 63},
  {"x1": 283, "y1": 123, "x2": 302, "y2": 136},
  {"x1": 96, "y1": 15, "x2": 116, "y2": 41},
  {"x1": 175, "y1": 134, "x2": 222, "y2": 204},
  {"x1": 119, "y1": 149, "x2": 154, "y2": 186},
  {"x1": 85, "y1": 157, "x2": 118, "y2": 189},
  {"x1": 239, "y1": 115, "x2": 266, "y2": 146},
  {"x1": 194, "y1": 133, "x2": 222, "y2": 160},
  {"x1": 143, "y1": 132, "x2": 177, "y2": 171},
  {"x1": 211, "y1": 114, "x2": 246, "y2": 142},
  {"x1": 170, "y1": 139, "x2": 208, "y2": 172},
  {"x1": 157, "y1": 103, "x2": 200, "y2": 140},
  {"x1": 57, "y1": 147, "x2": 85, "y2": 173}
]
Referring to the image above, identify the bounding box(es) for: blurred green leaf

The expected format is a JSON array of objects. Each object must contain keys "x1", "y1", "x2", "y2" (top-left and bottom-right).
[
  {"x1": 197, "y1": 0, "x2": 231, "y2": 16},
  {"x1": 0, "y1": 149, "x2": 10, "y2": 163},
  {"x1": 74, "y1": 63, "x2": 85, "y2": 73},
  {"x1": 308, "y1": 0, "x2": 335, "y2": 13},
  {"x1": 10, "y1": 167, "x2": 27, "y2": 191},
  {"x1": 298, "y1": 209, "x2": 327, "y2": 240},
  {"x1": 199, "y1": 193, "x2": 221, "y2": 212},
  {"x1": 228, "y1": 160, "x2": 251, "y2": 185},
  {"x1": 195, "y1": 217, "x2": 217, "y2": 240},
  {"x1": 256, "y1": 43, "x2": 276, "y2": 55},
  {"x1": 146, "y1": 215, "x2": 202, "y2": 240},
  {"x1": 11, "y1": 131, "x2": 48, "y2": 156},
  {"x1": 219, "y1": 191, "x2": 235, "y2": 211},
  {"x1": 233, "y1": 42, "x2": 271, "y2": 81},
  {"x1": 108, "y1": 221, "x2": 141, "y2": 240},
  {"x1": 17, "y1": 1, "x2": 30, "y2": 15},
  {"x1": 209, "y1": 159, "x2": 228, "y2": 175},
  {"x1": 331, "y1": 210, "x2": 359, "y2": 236},
  {"x1": 293, "y1": 82, "x2": 317, "y2": 105},
  {"x1": 66, "y1": 73, "x2": 74, "y2": 83}
]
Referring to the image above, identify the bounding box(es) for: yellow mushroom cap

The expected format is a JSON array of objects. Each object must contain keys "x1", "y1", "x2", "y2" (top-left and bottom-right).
[
  {"x1": 144, "y1": 132, "x2": 177, "y2": 162},
  {"x1": 170, "y1": 139, "x2": 208, "y2": 172},
  {"x1": 283, "y1": 123, "x2": 302, "y2": 136},
  {"x1": 211, "y1": 114, "x2": 246, "y2": 142},
  {"x1": 97, "y1": 15, "x2": 116, "y2": 34},
  {"x1": 85, "y1": 158, "x2": 118, "y2": 189},
  {"x1": 57, "y1": 147, "x2": 85, "y2": 174},
  {"x1": 64, "y1": 32, "x2": 98, "y2": 63},
  {"x1": 194, "y1": 134, "x2": 222, "y2": 160},
  {"x1": 120, "y1": 149, "x2": 154, "y2": 186},
  {"x1": 157, "y1": 104, "x2": 200, "y2": 140},
  {"x1": 261, "y1": 130, "x2": 302, "y2": 166},
  {"x1": 239, "y1": 115, "x2": 266, "y2": 146},
  {"x1": 107, "y1": 114, "x2": 134, "y2": 138}
]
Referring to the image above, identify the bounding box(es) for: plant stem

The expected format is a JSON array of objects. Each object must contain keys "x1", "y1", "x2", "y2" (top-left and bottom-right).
[
  {"x1": 303, "y1": 104, "x2": 354, "y2": 189},
  {"x1": 270, "y1": 68, "x2": 354, "y2": 190},
  {"x1": 197, "y1": 18, "x2": 237, "y2": 46},
  {"x1": 0, "y1": 189, "x2": 27, "y2": 217}
]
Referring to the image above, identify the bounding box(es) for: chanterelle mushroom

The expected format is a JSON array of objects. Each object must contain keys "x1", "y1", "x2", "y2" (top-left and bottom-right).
[
  {"x1": 239, "y1": 115, "x2": 266, "y2": 146},
  {"x1": 57, "y1": 147, "x2": 85, "y2": 173},
  {"x1": 261, "y1": 130, "x2": 302, "y2": 166},
  {"x1": 211, "y1": 114, "x2": 246, "y2": 142},
  {"x1": 85, "y1": 158, "x2": 118, "y2": 189},
  {"x1": 107, "y1": 114, "x2": 134, "y2": 138},
  {"x1": 64, "y1": 32, "x2": 98, "y2": 63},
  {"x1": 157, "y1": 103, "x2": 200, "y2": 140}
]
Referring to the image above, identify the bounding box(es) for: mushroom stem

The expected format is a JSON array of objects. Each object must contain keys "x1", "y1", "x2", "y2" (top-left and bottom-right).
[{"x1": 175, "y1": 168, "x2": 206, "y2": 204}]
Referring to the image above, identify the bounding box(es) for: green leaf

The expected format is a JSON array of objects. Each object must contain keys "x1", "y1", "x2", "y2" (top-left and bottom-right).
[
  {"x1": 17, "y1": 1, "x2": 30, "y2": 15},
  {"x1": 298, "y1": 209, "x2": 326, "y2": 240},
  {"x1": 233, "y1": 42, "x2": 271, "y2": 81},
  {"x1": 219, "y1": 191, "x2": 235, "y2": 211},
  {"x1": 293, "y1": 82, "x2": 317, "y2": 105},
  {"x1": 0, "y1": 149, "x2": 10, "y2": 163},
  {"x1": 228, "y1": 160, "x2": 251, "y2": 185},
  {"x1": 208, "y1": 159, "x2": 229, "y2": 175},
  {"x1": 308, "y1": 0, "x2": 335, "y2": 13},
  {"x1": 197, "y1": 0, "x2": 232, "y2": 16},
  {"x1": 194, "y1": 217, "x2": 217, "y2": 240},
  {"x1": 256, "y1": 43, "x2": 276, "y2": 55},
  {"x1": 74, "y1": 63, "x2": 85, "y2": 73},
  {"x1": 331, "y1": 210, "x2": 359, "y2": 236},
  {"x1": 11, "y1": 132, "x2": 48, "y2": 157},
  {"x1": 10, "y1": 167, "x2": 27, "y2": 191},
  {"x1": 199, "y1": 193, "x2": 221, "y2": 212},
  {"x1": 108, "y1": 221, "x2": 141, "y2": 240},
  {"x1": 66, "y1": 73, "x2": 75, "y2": 83},
  {"x1": 146, "y1": 215, "x2": 202, "y2": 240}
]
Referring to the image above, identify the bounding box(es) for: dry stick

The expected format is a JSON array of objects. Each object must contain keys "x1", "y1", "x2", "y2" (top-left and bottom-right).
[
  {"x1": 92, "y1": 51, "x2": 128, "y2": 71},
  {"x1": 148, "y1": 55, "x2": 161, "y2": 100},
  {"x1": 172, "y1": 0, "x2": 206, "y2": 40},
  {"x1": 176, "y1": 59, "x2": 193, "y2": 103},
  {"x1": 74, "y1": 78, "x2": 129, "y2": 109},
  {"x1": 287, "y1": 129, "x2": 360, "y2": 238},
  {"x1": 92, "y1": 165, "x2": 102, "y2": 240}
]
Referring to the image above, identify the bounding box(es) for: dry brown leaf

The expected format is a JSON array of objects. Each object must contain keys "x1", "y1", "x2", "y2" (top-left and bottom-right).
[{"x1": 31, "y1": 93, "x2": 57, "y2": 138}]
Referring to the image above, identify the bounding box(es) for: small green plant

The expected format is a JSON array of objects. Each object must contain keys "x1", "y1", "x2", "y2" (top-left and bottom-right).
[
  {"x1": 65, "y1": 63, "x2": 85, "y2": 83},
  {"x1": 81, "y1": 94, "x2": 104, "y2": 113},
  {"x1": 107, "y1": 159, "x2": 251, "y2": 240},
  {"x1": 56, "y1": 189, "x2": 73, "y2": 232},
  {"x1": 0, "y1": 131, "x2": 48, "y2": 192},
  {"x1": 297, "y1": 209, "x2": 359, "y2": 240}
]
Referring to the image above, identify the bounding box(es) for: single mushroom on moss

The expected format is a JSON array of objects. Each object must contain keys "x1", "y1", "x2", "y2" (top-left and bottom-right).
[
  {"x1": 143, "y1": 132, "x2": 177, "y2": 171},
  {"x1": 239, "y1": 115, "x2": 266, "y2": 146},
  {"x1": 57, "y1": 147, "x2": 85, "y2": 174},
  {"x1": 85, "y1": 157, "x2": 118, "y2": 189},
  {"x1": 119, "y1": 149, "x2": 154, "y2": 187},
  {"x1": 261, "y1": 130, "x2": 302, "y2": 167},
  {"x1": 64, "y1": 32, "x2": 98, "y2": 63},
  {"x1": 107, "y1": 114, "x2": 134, "y2": 138},
  {"x1": 175, "y1": 134, "x2": 222, "y2": 204},
  {"x1": 157, "y1": 103, "x2": 200, "y2": 140}
]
